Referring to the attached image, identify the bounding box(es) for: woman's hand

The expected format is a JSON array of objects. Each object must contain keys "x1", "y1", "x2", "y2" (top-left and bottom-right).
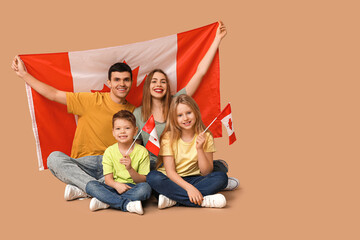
[{"x1": 216, "y1": 21, "x2": 227, "y2": 40}]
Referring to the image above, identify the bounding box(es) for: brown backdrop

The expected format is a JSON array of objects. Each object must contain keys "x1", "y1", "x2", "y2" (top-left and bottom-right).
[{"x1": 1, "y1": 0, "x2": 359, "y2": 239}]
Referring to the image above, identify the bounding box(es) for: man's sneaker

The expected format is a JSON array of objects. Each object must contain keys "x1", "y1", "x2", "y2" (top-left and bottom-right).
[
  {"x1": 158, "y1": 194, "x2": 177, "y2": 209},
  {"x1": 223, "y1": 177, "x2": 240, "y2": 191},
  {"x1": 201, "y1": 193, "x2": 226, "y2": 208},
  {"x1": 89, "y1": 198, "x2": 110, "y2": 211},
  {"x1": 64, "y1": 184, "x2": 88, "y2": 201},
  {"x1": 126, "y1": 201, "x2": 144, "y2": 215}
]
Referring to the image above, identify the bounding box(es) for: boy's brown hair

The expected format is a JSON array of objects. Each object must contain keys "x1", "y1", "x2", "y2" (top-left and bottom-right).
[{"x1": 112, "y1": 110, "x2": 136, "y2": 128}]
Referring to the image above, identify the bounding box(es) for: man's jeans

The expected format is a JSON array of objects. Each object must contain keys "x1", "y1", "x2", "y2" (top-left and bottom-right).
[
  {"x1": 85, "y1": 181, "x2": 152, "y2": 211},
  {"x1": 146, "y1": 171, "x2": 228, "y2": 207},
  {"x1": 47, "y1": 151, "x2": 104, "y2": 192}
]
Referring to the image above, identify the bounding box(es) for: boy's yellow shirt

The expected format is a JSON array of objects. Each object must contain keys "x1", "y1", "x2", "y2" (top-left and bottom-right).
[{"x1": 102, "y1": 143, "x2": 150, "y2": 184}]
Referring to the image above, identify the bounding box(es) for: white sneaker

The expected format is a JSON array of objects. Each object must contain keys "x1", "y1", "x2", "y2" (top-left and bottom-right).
[
  {"x1": 223, "y1": 177, "x2": 240, "y2": 191},
  {"x1": 89, "y1": 198, "x2": 110, "y2": 211},
  {"x1": 126, "y1": 201, "x2": 144, "y2": 215},
  {"x1": 158, "y1": 194, "x2": 177, "y2": 209},
  {"x1": 201, "y1": 194, "x2": 226, "y2": 208},
  {"x1": 64, "y1": 184, "x2": 88, "y2": 201}
]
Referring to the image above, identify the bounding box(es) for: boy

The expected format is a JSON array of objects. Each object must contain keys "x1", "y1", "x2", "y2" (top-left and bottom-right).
[
  {"x1": 12, "y1": 56, "x2": 135, "y2": 200},
  {"x1": 85, "y1": 110, "x2": 151, "y2": 215}
]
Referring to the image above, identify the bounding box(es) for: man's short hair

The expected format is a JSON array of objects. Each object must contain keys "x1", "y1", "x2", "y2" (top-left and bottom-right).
[
  {"x1": 108, "y1": 62, "x2": 133, "y2": 81},
  {"x1": 112, "y1": 110, "x2": 136, "y2": 128}
]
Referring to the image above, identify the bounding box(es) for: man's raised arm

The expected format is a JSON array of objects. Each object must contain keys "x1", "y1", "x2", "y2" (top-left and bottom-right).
[{"x1": 11, "y1": 56, "x2": 67, "y2": 105}]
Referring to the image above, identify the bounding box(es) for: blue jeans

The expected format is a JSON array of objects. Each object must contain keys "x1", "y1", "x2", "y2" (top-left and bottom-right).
[
  {"x1": 47, "y1": 151, "x2": 104, "y2": 192},
  {"x1": 146, "y1": 171, "x2": 228, "y2": 207},
  {"x1": 85, "y1": 181, "x2": 152, "y2": 211}
]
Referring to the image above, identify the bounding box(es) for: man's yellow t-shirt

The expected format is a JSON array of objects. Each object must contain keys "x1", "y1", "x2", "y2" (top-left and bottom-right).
[
  {"x1": 66, "y1": 92, "x2": 135, "y2": 159},
  {"x1": 158, "y1": 132, "x2": 216, "y2": 177}
]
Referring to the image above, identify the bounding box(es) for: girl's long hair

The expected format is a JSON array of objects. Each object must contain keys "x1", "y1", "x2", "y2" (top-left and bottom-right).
[
  {"x1": 141, "y1": 69, "x2": 172, "y2": 122},
  {"x1": 156, "y1": 94, "x2": 208, "y2": 169}
]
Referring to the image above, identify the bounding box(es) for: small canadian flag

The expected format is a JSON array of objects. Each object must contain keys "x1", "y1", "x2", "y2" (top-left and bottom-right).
[
  {"x1": 141, "y1": 115, "x2": 160, "y2": 156},
  {"x1": 217, "y1": 103, "x2": 237, "y2": 145}
]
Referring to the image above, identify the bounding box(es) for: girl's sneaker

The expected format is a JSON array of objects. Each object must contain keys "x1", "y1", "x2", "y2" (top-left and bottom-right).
[
  {"x1": 201, "y1": 194, "x2": 226, "y2": 208},
  {"x1": 158, "y1": 194, "x2": 177, "y2": 209},
  {"x1": 224, "y1": 177, "x2": 240, "y2": 191}
]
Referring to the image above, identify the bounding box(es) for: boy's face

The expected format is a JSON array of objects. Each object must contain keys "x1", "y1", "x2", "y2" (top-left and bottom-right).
[
  {"x1": 107, "y1": 71, "x2": 132, "y2": 100},
  {"x1": 112, "y1": 118, "x2": 138, "y2": 144}
]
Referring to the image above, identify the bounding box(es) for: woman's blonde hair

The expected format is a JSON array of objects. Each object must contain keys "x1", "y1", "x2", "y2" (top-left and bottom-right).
[
  {"x1": 156, "y1": 94, "x2": 209, "y2": 169},
  {"x1": 141, "y1": 69, "x2": 172, "y2": 122}
]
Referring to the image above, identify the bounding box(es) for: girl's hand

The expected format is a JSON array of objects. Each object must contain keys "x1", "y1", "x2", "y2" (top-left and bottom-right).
[
  {"x1": 216, "y1": 21, "x2": 227, "y2": 40},
  {"x1": 120, "y1": 155, "x2": 132, "y2": 170},
  {"x1": 114, "y1": 182, "x2": 132, "y2": 194},
  {"x1": 186, "y1": 185, "x2": 203, "y2": 206},
  {"x1": 196, "y1": 132, "x2": 206, "y2": 150},
  {"x1": 11, "y1": 56, "x2": 27, "y2": 78}
]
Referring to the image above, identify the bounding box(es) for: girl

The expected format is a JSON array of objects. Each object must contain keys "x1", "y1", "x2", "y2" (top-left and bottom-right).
[{"x1": 146, "y1": 94, "x2": 228, "y2": 208}]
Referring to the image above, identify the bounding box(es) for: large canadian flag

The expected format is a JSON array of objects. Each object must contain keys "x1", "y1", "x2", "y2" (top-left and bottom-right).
[{"x1": 20, "y1": 22, "x2": 222, "y2": 170}]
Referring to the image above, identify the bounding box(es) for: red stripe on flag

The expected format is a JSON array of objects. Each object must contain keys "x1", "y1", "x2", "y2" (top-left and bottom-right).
[
  {"x1": 177, "y1": 23, "x2": 222, "y2": 138},
  {"x1": 146, "y1": 140, "x2": 160, "y2": 156},
  {"x1": 20, "y1": 53, "x2": 76, "y2": 169},
  {"x1": 229, "y1": 132, "x2": 237, "y2": 145}
]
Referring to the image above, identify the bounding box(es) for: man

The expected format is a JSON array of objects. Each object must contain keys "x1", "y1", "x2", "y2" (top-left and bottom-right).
[{"x1": 12, "y1": 56, "x2": 135, "y2": 200}]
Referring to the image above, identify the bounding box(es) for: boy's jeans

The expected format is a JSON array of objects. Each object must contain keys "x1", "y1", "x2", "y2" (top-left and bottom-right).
[{"x1": 85, "y1": 181, "x2": 152, "y2": 211}]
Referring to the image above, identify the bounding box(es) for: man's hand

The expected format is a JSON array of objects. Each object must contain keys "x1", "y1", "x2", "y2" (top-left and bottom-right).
[{"x1": 11, "y1": 56, "x2": 27, "y2": 78}]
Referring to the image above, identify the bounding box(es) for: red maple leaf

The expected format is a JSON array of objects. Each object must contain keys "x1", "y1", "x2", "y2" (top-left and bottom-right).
[
  {"x1": 228, "y1": 118, "x2": 233, "y2": 131},
  {"x1": 91, "y1": 61, "x2": 146, "y2": 107}
]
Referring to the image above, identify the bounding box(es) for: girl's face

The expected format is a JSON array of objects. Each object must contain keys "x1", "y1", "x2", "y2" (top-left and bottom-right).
[
  {"x1": 176, "y1": 103, "x2": 196, "y2": 131},
  {"x1": 150, "y1": 72, "x2": 168, "y2": 99}
]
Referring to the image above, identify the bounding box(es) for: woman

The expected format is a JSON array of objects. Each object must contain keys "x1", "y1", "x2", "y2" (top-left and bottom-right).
[{"x1": 133, "y1": 21, "x2": 238, "y2": 190}]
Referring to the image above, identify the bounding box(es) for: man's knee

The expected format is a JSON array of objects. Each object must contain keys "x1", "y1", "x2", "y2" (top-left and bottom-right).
[{"x1": 47, "y1": 151, "x2": 68, "y2": 170}]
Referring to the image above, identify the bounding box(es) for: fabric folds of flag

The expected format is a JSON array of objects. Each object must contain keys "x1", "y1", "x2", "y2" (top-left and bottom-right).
[
  {"x1": 217, "y1": 103, "x2": 237, "y2": 145},
  {"x1": 141, "y1": 115, "x2": 160, "y2": 156},
  {"x1": 20, "y1": 22, "x2": 222, "y2": 170}
]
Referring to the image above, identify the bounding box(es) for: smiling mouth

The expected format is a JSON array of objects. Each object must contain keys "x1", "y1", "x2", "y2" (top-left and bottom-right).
[
  {"x1": 183, "y1": 121, "x2": 191, "y2": 126},
  {"x1": 153, "y1": 88, "x2": 164, "y2": 93},
  {"x1": 116, "y1": 87, "x2": 127, "y2": 92}
]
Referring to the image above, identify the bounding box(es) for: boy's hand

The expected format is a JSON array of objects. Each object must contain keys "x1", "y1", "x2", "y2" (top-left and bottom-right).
[
  {"x1": 196, "y1": 132, "x2": 206, "y2": 150},
  {"x1": 120, "y1": 155, "x2": 132, "y2": 170},
  {"x1": 11, "y1": 56, "x2": 27, "y2": 78},
  {"x1": 114, "y1": 182, "x2": 132, "y2": 194},
  {"x1": 186, "y1": 185, "x2": 203, "y2": 206}
]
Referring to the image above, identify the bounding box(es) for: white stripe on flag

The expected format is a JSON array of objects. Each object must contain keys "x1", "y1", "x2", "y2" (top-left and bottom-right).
[
  {"x1": 220, "y1": 113, "x2": 234, "y2": 136},
  {"x1": 149, "y1": 128, "x2": 160, "y2": 147},
  {"x1": 68, "y1": 35, "x2": 178, "y2": 94}
]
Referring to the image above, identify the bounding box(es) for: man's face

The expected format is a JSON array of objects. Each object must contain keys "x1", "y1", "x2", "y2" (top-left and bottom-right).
[{"x1": 107, "y1": 71, "x2": 132, "y2": 100}]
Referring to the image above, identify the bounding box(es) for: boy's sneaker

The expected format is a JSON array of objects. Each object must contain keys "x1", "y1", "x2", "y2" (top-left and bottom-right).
[
  {"x1": 64, "y1": 184, "x2": 88, "y2": 201},
  {"x1": 126, "y1": 201, "x2": 144, "y2": 215},
  {"x1": 89, "y1": 198, "x2": 110, "y2": 211},
  {"x1": 201, "y1": 193, "x2": 226, "y2": 208},
  {"x1": 224, "y1": 177, "x2": 240, "y2": 191},
  {"x1": 158, "y1": 194, "x2": 177, "y2": 209}
]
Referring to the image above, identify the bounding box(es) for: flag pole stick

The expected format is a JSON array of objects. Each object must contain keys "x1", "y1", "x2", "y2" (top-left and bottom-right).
[
  {"x1": 125, "y1": 129, "x2": 143, "y2": 155},
  {"x1": 203, "y1": 117, "x2": 217, "y2": 133}
]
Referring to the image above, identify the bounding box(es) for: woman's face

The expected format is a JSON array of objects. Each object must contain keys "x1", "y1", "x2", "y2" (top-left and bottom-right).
[{"x1": 150, "y1": 72, "x2": 168, "y2": 99}]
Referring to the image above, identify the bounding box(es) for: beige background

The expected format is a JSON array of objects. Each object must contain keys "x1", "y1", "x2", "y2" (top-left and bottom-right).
[{"x1": 1, "y1": 0, "x2": 359, "y2": 239}]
